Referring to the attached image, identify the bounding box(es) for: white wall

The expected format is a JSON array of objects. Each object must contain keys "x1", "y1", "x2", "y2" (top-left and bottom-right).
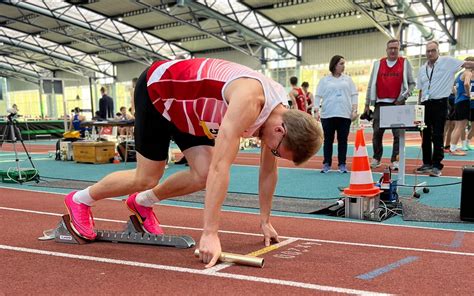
[
  {"x1": 116, "y1": 62, "x2": 147, "y2": 82},
  {"x1": 7, "y1": 78, "x2": 38, "y2": 92},
  {"x1": 302, "y1": 31, "x2": 388, "y2": 65},
  {"x1": 458, "y1": 18, "x2": 474, "y2": 50},
  {"x1": 194, "y1": 49, "x2": 263, "y2": 70},
  {"x1": 54, "y1": 71, "x2": 89, "y2": 87}
]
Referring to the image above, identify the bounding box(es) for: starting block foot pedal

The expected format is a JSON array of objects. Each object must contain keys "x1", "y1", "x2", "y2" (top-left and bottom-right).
[
  {"x1": 126, "y1": 215, "x2": 146, "y2": 233},
  {"x1": 46, "y1": 215, "x2": 195, "y2": 249},
  {"x1": 54, "y1": 214, "x2": 91, "y2": 245}
]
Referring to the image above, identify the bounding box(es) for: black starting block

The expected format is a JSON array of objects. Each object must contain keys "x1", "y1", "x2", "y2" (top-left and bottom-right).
[{"x1": 44, "y1": 214, "x2": 195, "y2": 249}]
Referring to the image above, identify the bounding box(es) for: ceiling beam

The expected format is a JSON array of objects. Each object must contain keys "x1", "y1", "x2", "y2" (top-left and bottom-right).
[
  {"x1": 418, "y1": 0, "x2": 456, "y2": 44},
  {"x1": 0, "y1": 56, "x2": 52, "y2": 78},
  {"x1": 135, "y1": 0, "x2": 297, "y2": 59},
  {"x1": 2, "y1": 0, "x2": 188, "y2": 61},
  {"x1": 0, "y1": 68, "x2": 40, "y2": 84},
  {"x1": 0, "y1": 27, "x2": 114, "y2": 77},
  {"x1": 352, "y1": 0, "x2": 396, "y2": 39},
  {"x1": 0, "y1": 13, "x2": 151, "y2": 65}
]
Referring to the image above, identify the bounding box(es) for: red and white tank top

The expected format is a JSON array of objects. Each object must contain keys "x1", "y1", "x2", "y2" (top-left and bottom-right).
[
  {"x1": 146, "y1": 58, "x2": 288, "y2": 139},
  {"x1": 292, "y1": 87, "x2": 306, "y2": 111}
]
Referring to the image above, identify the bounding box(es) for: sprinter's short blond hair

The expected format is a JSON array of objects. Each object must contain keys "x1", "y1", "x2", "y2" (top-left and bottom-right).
[{"x1": 282, "y1": 110, "x2": 323, "y2": 165}]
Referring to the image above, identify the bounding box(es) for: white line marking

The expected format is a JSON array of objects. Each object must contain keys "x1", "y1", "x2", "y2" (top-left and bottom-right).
[
  {"x1": 0, "y1": 185, "x2": 471, "y2": 234},
  {"x1": 0, "y1": 158, "x2": 50, "y2": 163},
  {"x1": 1, "y1": 206, "x2": 474, "y2": 257},
  {"x1": 0, "y1": 244, "x2": 391, "y2": 296},
  {"x1": 204, "y1": 238, "x2": 299, "y2": 273}
]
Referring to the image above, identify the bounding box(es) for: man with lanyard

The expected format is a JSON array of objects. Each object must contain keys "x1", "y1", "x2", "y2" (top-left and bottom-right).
[
  {"x1": 365, "y1": 39, "x2": 415, "y2": 170},
  {"x1": 288, "y1": 76, "x2": 307, "y2": 112},
  {"x1": 416, "y1": 41, "x2": 474, "y2": 177}
]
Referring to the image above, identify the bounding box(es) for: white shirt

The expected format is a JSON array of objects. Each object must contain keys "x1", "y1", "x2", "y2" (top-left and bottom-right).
[
  {"x1": 315, "y1": 74, "x2": 358, "y2": 119},
  {"x1": 417, "y1": 56, "x2": 464, "y2": 101}
]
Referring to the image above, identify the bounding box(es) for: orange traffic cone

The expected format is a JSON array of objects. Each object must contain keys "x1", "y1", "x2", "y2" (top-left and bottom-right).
[
  {"x1": 113, "y1": 152, "x2": 121, "y2": 164},
  {"x1": 343, "y1": 129, "x2": 382, "y2": 197}
]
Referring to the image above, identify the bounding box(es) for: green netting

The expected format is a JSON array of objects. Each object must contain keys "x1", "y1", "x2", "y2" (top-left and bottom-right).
[{"x1": 0, "y1": 168, "x2": 39, "y2": 183}]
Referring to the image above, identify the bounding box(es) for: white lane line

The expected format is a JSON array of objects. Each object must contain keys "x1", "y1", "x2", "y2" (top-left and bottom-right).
[
  {"x1": 0, "y1": 157, "x2": 50, "y2": 163},
  {"x1": 204, "y1": 238, "x2": 299, "y2": 273},
  {"x1": 0, "y1": 244, "x2": 391, "y2": 296},
  {"x1": 1, "y1": 206, "x2": 474, "y2": 258},
  {"x1": 1, "y1": 185, "x2": 472, "y2": 234}
]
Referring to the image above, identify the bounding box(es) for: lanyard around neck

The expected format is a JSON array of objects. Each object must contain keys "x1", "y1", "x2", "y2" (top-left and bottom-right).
[{"x1": 426, "y1": 63, "x2": 435, "y2": 90}]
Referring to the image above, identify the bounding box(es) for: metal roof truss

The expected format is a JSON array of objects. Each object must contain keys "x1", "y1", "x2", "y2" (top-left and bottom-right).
[
  {"x1": 4, "y1": 0, "x2": 191, "y2": 63},
  {"x1": 0, "y1": 26, "x2": 114, "y2": 77},
  {"x1": 134, "y1": 0, "x2": 298, "y2": 59}
]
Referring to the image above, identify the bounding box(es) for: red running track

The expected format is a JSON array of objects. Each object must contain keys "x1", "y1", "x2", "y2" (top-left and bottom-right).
[{"x1": 1, "y1": 187, "x2": 473, "y2": 295}]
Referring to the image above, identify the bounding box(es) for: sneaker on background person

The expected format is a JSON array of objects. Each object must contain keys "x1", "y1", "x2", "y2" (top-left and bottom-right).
[
  {"x1": 391, "y1": 161, "x2": 399, "y2": 171},
  {"x1": 64, "y1": 191, "x2": 97, "y2": 240},
  {"x1": 338, "y1": 164, "x2": 348, "y2": 173},
  {"x1": 429, "y1": 167, "x2": 442, "y2": 177},
  {"x1": 450, "y1": 149, "x2": 467, "y2": 156},
  {"x1": 126, "y1": 193, "x2": 164, "y2": 235},
  {"x1": 461, "y1": 140, "x2": 469, "y2": 151},
  {"x1": 321, "y1": 163, "x2": 330, "y2": 173},
  {"x1": 370, "y1": 159, "x2": 381, "y2": 169},
  {"x1": 415, "y1": 164, "x2": 432, "y2": 174}
]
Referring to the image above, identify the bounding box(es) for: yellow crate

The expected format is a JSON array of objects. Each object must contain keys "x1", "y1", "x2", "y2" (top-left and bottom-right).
[{"x1": 72, "y1": 141, "x2": 116, "y2": 164}]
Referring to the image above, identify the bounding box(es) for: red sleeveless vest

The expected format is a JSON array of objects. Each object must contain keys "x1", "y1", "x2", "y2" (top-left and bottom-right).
[{"x1": 376, "y1": 57, "x2": 404, "y2": 100}]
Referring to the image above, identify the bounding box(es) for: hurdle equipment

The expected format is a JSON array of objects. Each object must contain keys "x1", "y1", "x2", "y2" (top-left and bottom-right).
[
  {"x1": 48, "y1": 214, "x2": 195, "y2": 248},
  {"x1": 194, "y1": 249, "x2": 264, "y2": 268}
]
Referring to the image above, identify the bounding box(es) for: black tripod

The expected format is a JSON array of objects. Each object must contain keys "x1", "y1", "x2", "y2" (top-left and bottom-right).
[{"x1": 0, "y1": 113, "x2": 40, "y2": 183}]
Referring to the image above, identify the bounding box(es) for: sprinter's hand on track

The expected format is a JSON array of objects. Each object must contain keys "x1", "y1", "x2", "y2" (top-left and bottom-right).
[
  {"x1": 198, "y1": 232, "x2": 221, "y2": 268},
  {"x1": 261, "y1": 222, "x2": 279, "y2": 246}
]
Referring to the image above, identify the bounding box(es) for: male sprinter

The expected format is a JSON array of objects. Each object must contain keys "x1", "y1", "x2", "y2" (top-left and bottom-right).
[{"x1": 65, "y1": 58, "x2": 323, "y2": 268}]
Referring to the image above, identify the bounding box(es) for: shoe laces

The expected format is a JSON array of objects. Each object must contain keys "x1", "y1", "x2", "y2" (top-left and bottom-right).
[{"x1": 77, "y1": 205, "x2": 95, "y2": 228}]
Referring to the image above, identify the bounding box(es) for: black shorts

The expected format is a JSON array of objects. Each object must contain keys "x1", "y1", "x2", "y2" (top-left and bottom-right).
[
  {"x1": 447, "y1": 99, "x2": 455, "y2": 120},
  {"x1": 453, "y1": 100, "x2": 470, "y2": 121},
  {"x1": 471, "y1": 108, "x2": 474, "y2": 121},
  {"x1": 134, "y1": 68, "x2": 214, "y2": 161}
]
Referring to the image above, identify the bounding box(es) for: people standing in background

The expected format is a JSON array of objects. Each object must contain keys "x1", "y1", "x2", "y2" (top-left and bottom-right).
[
  {"x1": 11, "y1": 104, "x2": 19, "y2": 113},
  {"x1": 443, "y1": 85, "x2": 457, "y2": 153},
  {"x1": 315, "y1": 55, "x2": 358, "y2": 174},
  {"x1": 288, "y1": 76, "x2": 307, "y2": 112},
  {"x1": 130, "y1": 77, "x2": 138, "y2": 116},
  {"x1": 448, "y1": 57, "x2": 473, "y2": 155},
  {"x1": 416, "y1": 41, "x2": 474, "y2": 177},
  {"x1": 468, "y1": 76, "x2": 474, "y2": 150},
  {"x1": 115, "y1": 106, "x2": 135, "y2": 136},
  {"x1": 365, "y1": 39, "x2": 416, "y2": 170},
  {"x1": 301, "y1": 82, "x2": 314, "y2": 115},
  {"x1": 98, "y1": 86, "x2": 114, "y2": 119},
  {"x1": 70, "y1": 107, "x2": 87, "y2": 137}
]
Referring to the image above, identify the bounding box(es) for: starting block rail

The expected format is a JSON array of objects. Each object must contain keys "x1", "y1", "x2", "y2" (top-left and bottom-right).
[
  {"x1": 43, "y1": 214, "x2": 195, "y2": 249},
  {"x1": 95, "y1": 230, "x2": 195, "y2": 249}
]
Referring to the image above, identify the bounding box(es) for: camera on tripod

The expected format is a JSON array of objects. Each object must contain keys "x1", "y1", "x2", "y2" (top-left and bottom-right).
[
  {"x1": 0, "y1": 109, "x2": 40, "y2": 184},
  {"x1": 6, "y1": 108, "x2": 18, "y2": 120}
]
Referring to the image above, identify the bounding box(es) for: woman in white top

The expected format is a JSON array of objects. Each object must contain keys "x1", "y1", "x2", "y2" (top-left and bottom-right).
[{"x1": 315, "y1": 55, "x2": 358, "y2": 173}]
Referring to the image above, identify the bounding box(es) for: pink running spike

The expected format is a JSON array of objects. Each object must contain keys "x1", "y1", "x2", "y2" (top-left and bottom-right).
[
  {"x1": 126, "y1": 193, "x2": 164, "y2": 235},
  {"x1": 64, "y1": 191, "x2": 96, "y2": 240}
]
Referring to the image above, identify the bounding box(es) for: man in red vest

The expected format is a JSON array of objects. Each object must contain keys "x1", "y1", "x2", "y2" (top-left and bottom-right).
[
  {"x1": 288, "y1": 76, "x2": 307, "y2": 112},
  {"x1": 364, "y1": 39, "x2": 415, "y2": 170}
]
